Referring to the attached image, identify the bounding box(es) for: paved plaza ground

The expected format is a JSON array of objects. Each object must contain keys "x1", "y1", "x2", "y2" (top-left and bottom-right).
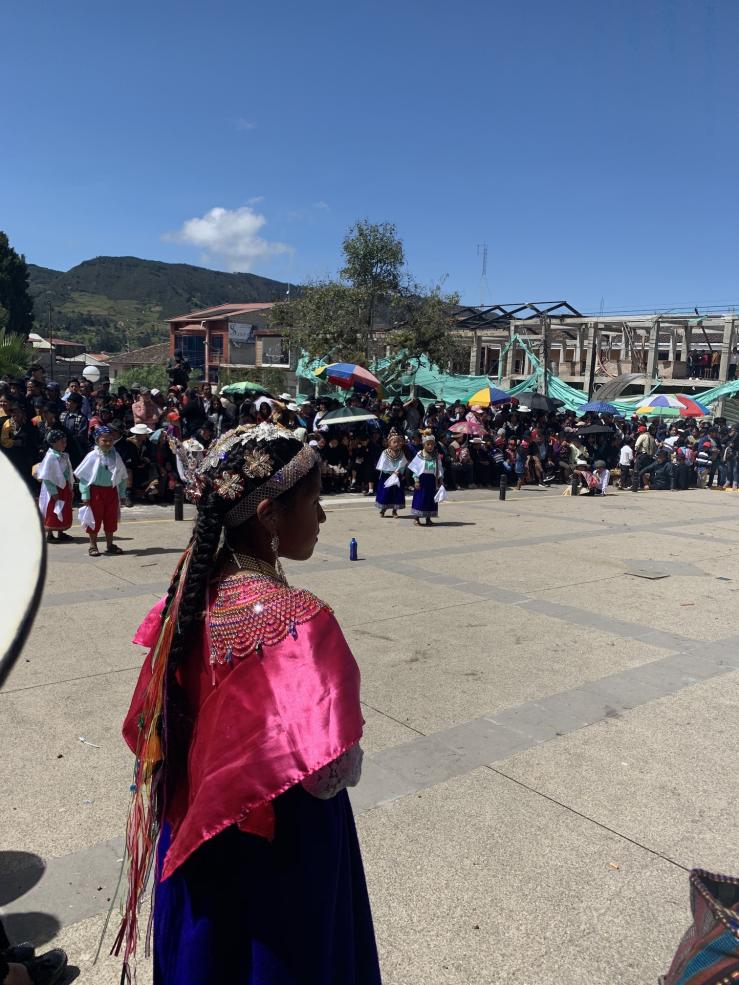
[{"x1": 2, "y1": 484, "x2": 739, "y2": 984}]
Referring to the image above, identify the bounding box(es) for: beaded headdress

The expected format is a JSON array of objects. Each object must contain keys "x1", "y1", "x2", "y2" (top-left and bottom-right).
[{"x1": 187, "y1": 422, "x2": 319, "y2": 527}]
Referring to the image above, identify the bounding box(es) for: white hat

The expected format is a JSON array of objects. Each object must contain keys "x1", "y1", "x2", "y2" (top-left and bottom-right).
[
  {"x1": 287, "y1": 402, "x2": 299, "y2": 411},
  {"x1": 576, "y1": 457, "x2": 589, "y2": 465},
  {"x1": 130, "y1": 424, "x2": 153, "y2": 435},
  {"x1": 150, "y1": 388, "x2": 160, "y2": 396},
  {"x1": 279, "y1": 392, "x2": 292, "y2": 401}
]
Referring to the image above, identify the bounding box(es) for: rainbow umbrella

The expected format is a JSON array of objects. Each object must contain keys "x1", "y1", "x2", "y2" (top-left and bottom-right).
[
  {"x1": 635, "y1": 394, "x2": 711, "y2": 418},
  {"x1": 466, "y1": 385, "x2": 511, "y2": 406},
  {"x1": 314, "y1": 362, "x2": 383, "y2": 393}
]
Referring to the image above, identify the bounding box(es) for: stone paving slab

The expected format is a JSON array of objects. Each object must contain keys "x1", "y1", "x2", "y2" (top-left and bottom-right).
[
  {"x1": 541, "y1": 573, "x2": 736, "y2": 641},
  {"x1": 349, "y1": 608, "x2": 673, "y2": 733},
  {"x1": 358, "y1": 767, "x2": 685, "y2": 985},
  {"x1": 497, "y1": 670, "x2": 739, "y2": 873}
]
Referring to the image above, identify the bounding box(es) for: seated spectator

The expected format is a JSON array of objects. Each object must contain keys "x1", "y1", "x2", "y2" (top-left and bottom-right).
[
  {"x1": 639, "y1": 449, "x2": 673, "y2": 489},
  {"x1": 119, "y1": 424, "x2": 154, "y2": 505},
  {"x1": 132, "y1": 388, "x2": 162, "y2": 430},
  {"x1": 592, "y1": 460, "x2": 611, "y2": 494}
]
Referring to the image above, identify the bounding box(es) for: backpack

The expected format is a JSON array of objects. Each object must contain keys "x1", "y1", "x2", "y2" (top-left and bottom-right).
[{"x1": 660, "y1": 870, "x2": 739, "y2": 984}]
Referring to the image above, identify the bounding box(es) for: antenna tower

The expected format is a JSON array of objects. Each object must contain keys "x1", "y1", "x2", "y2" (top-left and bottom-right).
[{"x1": 476, "y1": 243, "x2": 489, "y2": 307}]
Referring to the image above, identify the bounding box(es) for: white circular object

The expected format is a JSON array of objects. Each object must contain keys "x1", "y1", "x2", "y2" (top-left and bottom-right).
[
  {"x1": 0, "y1": 455, "x2": 45, "y2": 685},
  {"x1": 82, "y1": 365, "x2": 101, "y2": 383}
]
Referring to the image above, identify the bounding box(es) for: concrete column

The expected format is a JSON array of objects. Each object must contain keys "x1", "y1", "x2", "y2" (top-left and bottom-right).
[
  {"x1": 469, "y1": 330, "x2": 480, "y2": 375},
  {"x1": 681, "y1": 326, "x2": 692, "y2": 362},
  {"x1": 644, "y1": 319, "x2": 660, "y2": 392},
  {"x1": 622, "y1": 323, "x2": 630, "y2": 359},
  {"x1": 574, "y1": 327, "x2": 583, "y2": 372},
  {"x1": 718, "y1": 317, "x2": 735, "y2": 383},
  {"x1": 500, "y1": 327, "x2": 514, "y2": 386},
  {"x1": 669, "y1": 327, "x2": 677, "y2": 363},
  {"x1": 583, "y1": 321, "x2": 597, "y2": 396}
]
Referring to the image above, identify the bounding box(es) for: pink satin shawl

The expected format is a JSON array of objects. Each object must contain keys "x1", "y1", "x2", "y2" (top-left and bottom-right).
[{"x1": 123, "y1": 579, "x2": 364, "y2": 881}]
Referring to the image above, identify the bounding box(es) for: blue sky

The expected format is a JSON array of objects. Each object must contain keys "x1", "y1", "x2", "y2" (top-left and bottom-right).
[{"x1": 3, "y1": 0, "x2": 739, "y2": 313}]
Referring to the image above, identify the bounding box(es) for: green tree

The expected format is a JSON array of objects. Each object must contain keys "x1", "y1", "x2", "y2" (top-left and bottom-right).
[
  {"x1": 389, "y1": 281, "x2": 466, "y2": 370},
  {"x1": 0, "y1": 232, "x2": 34, "y2": 335},
  {"x1": 0, "y1": 329, "x2": 33, "y2": 378},
  {"x1": 114, "y1": 365, "x2": 169, "y2": 392},
  {"x1": 271, "y1": 220, "x2": 406, "y2": 363}
]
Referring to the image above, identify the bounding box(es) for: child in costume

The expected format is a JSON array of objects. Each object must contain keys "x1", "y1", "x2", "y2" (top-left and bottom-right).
[
  {"x1": 36, "y1": 428, "x2": 74, "y2": 543},
  {"x1": 74, "y1": 425, "x2": 128, "y2": 556},
  {"x1": 118, "y1": 422, "x2": 381, "y2": 984},
  {"x1": 374, "y1": 428, "x2": 408, "y2": 518},
  {"x1": 409, "y1": 431, "x2": 444, "y2": 526}
]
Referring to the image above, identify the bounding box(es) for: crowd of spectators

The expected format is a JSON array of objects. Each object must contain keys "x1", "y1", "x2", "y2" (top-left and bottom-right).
[{"x1": 3, "y1": 360, "x2": 738, "y2": 505}]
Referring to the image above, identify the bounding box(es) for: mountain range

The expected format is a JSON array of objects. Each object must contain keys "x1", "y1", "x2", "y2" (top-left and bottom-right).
[{"x1": 28, "y1": 255, "x2": 293, "y2": 353}]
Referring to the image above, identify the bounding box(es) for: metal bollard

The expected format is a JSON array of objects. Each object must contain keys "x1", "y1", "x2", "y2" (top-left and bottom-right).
[
  {"x1": 631, "y1": 469, "x2": 639, "y2": 493},
  {"x1": 499, "y1": 475, "x2": 507, "y2": 500},
  {"x1": 570, "y1": 473, "x2": 579, "y2": 497},
  {"x1": 174, "y1": 485, "x2": 184, "y2": 521}
]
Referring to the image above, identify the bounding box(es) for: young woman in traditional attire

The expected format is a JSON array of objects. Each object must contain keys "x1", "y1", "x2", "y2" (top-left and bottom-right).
[
  {"x1": 74, "y1": 426, "x2": 128, "y2": 557},
  {"x1": 408, "y1": 432, "x2": 443, "y2": 526},
  {"x1": 374, "y1": 428, "x2": 407, "y2": 518},
  {"x1": 117, "y1": 421, "x2": 381, "y2": 985},
  {"x1": 36, "y1": 429, "x2": 74, "y2": 543}
]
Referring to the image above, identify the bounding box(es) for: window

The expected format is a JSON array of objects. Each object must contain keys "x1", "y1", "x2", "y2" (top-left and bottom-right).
[
  {"x1": 179, "y1": 334, "x2": 205, "y2": 371},
  {"x1": 261, "y1": 335, "x2": 290, "y2": 366},
  {"x1": 228, "y1": 322, "x2": 256, "y2": 366},
  {"x1": 210, "y1": 334, "x2": 224, "y2": 364}
]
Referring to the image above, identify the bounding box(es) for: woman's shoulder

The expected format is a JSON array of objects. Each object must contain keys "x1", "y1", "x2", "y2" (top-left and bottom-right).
[{"x1": 209, "y1": 573, "x2": 336, "y2": 663}]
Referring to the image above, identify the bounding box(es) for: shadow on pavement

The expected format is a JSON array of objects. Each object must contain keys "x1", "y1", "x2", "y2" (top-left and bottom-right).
[
  {"x1": 129, "y1": 546, "x2": 188, "y2": 558},
  {"x1": 2, "y1": 912, "x2": 61, "y2": 947},
  {"x1": 0, "y1": 852, "x2": 45, "y2": 905}
]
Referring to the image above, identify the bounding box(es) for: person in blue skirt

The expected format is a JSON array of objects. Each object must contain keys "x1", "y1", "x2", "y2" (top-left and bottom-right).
[
  {"x1": 374, "y1": 429, "x2": 408, "y2": 518},
  {"x1": 409, "y1": 431, "x2": 444, "y2": 526},
  {"x1": 118, "y1": 423, "x2": 382, "y2": 985}
]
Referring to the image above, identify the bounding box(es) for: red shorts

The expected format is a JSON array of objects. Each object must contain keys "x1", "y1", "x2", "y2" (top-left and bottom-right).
[{"x1": 88, "y1": 485, "x2": 120, "y2": 534}]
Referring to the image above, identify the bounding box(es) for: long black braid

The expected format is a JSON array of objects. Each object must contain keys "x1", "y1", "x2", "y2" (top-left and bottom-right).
[{"x1": 158, "y1": 429, "x2": 317, "y2": 810}]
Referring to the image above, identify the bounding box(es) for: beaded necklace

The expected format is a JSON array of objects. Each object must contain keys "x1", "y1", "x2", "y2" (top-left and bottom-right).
[{"x1": 230, "y1": 550, "x2": 287, "y2": 585}]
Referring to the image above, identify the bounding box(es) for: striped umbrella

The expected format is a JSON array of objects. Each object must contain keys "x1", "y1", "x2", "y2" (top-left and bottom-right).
[
  {"x1": 635, "y1": 394, "x2": 711, "y2": 418},
  {"x1": 314, "y1": 362, "x2": 383, "y2": 393},
  {"x1": 466, "y1": 385, "x2": 512, "y2": 406}
]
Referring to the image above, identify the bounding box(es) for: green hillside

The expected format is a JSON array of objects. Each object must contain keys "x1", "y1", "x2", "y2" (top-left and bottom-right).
[{"x1": 28, "y1": 256, "x2": 293, "y2": 354}]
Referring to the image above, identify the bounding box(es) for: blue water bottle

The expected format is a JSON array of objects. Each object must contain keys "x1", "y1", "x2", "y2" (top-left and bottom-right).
[{"x1": 349, "y1": 537, "x2": 358, "y2": 561}]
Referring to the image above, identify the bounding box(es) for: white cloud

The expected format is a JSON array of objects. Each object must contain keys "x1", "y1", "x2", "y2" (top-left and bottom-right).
[
  {"x1": 236, "y1": 118, "x2": 256, "y2": 131},
  {"x1": 165, "y1": 205, "x2": 292, "y2": 272},
  {"x1": 313, "y1": 200, "x2": 330, "y2": 211}
]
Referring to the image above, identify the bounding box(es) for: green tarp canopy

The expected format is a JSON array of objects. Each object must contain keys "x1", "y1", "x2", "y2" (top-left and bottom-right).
[{"x1": 295, "y1": 336, "x2": 739, "y2": 413}]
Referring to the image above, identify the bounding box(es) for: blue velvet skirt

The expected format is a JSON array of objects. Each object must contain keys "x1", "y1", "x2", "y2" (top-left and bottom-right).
[
  {"x1": 374, "y1": 472, "x2": 405, "y2": 510},
  {"x1": 154, "y1": 785, "x2": 382, "y2": 985},
  {"x1": 410, "y1": 472, "x2": 438, "y2": 517}
]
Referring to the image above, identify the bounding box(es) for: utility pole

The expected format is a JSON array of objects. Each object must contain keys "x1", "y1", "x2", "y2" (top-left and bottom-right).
[
  {"x1": 476, "y1": 244, "x2": 489, "y2": 307},
  {"x1": 47, "y1": 298, "x2": 55, "y2": 381},
  {"x1": 541, "y1": 314, "x2": 550, "y2": 396}
]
